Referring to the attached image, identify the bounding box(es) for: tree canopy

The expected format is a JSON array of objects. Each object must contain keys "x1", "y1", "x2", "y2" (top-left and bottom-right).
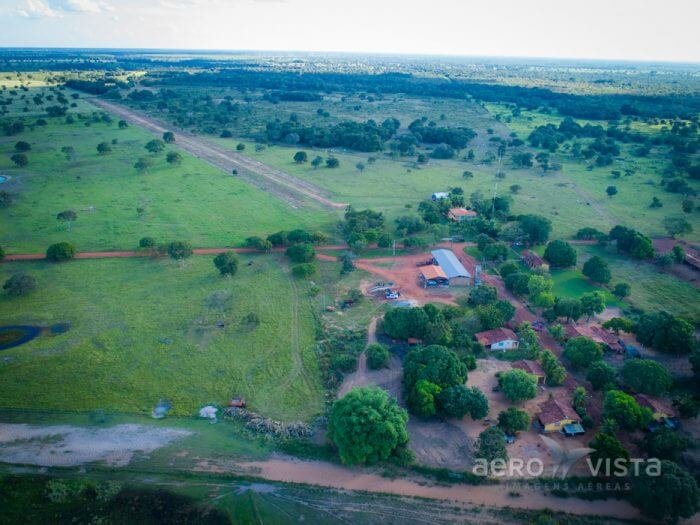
[
  {"x1": 498, "y1": 369, "x2": 538, "y2": 403},
  {"x1": 621, "y1": 359, "x2": 672, "y2": 396}
]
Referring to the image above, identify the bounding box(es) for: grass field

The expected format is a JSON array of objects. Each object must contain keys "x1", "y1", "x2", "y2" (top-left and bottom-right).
[
  {"x1": 0, "y1": 254, "x2": 324, "y2": 421},
  {"x1": 574, "y1": 244, "x2": 700, "y2": 322},
  {"x1": 0, "y1": 103, "x2": 333, "y2": 253}
]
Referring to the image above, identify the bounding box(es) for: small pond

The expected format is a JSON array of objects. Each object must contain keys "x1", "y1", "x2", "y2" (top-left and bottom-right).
[
  {"x1": 0, "y1": 175, "x2": 7, "y2": 184},
  {"x1": 0, "y1": 326, "x2": 42, "y2": 350}
]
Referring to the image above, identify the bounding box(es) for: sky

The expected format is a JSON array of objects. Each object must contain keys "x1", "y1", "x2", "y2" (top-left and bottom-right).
[{"x1": 0, "y1": 0, "x2": 698, "y2": 63}]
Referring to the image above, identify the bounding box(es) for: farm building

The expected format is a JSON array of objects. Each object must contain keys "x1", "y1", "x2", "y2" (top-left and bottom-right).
[
  {"x1": 431, "y1": 249, "x2": 471, "y2": 286},
  {"x1": 521, "y1": 250, "x2": 549, "y2": 271},
  {"x1": 564, "y1": 324, "x2": 625, "y2": 353},
  {"x1": 512, "y1": 360, "x2": 546, "y2": 384},
  {"x1": 475, "y1": 327, "x2": 519, "y2": 351},
  {"x1": 431, "y1": 192, "x2": 450, "y2": 201},
  {"x1": 635, "y1": 394, "x2": 675, "y2": 422},
  {"x1": 419, "y1": 265, "x2": 449, "y2": 287},
  {"x1": 537, "y1": 397, "x2": 580, "y2": 433},
  {"x1": 448, "y1": 207, "x2": 478, "y2": 222}
]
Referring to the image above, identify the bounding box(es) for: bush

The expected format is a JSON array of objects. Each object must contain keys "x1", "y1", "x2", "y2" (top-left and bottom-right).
[
  {"x1": 498, "y1": 369, "x2": 538, "y2": 403},
  {"x1": 292, "y1": 263, "x2": 316, "y2": 278},
  {"x1": 213, "y1": 251, "x2": 239, "y2": 276},
  {"x1": 285, "y1": 243, "x2": 315, "y2": 263},
  {"x1": 498, "y1": 407, "x2": 531, "y2": 434},
  {"x1": 621, "y1": 359, "x2": 672, "y2": 396},
  {"x1": 586, "y1": 361, "x2": 617, "y2": 391},
  {"x1": 139, "y1": 236, "x2": 156, "y2": 248},
  {"x1": 366, "y1": 344, "x2": 389, "y2": 370},
  {"x1": 46, "y1": 241, "x2": 76, "y2": 262},
  {"x1": 543, "y1": 240, "x2": 577, "y2": 268},
  {"x1": 563, "y1": 337, "x2": 603, "y2": 370},
  {"x1": 166, "y1": 241, "x2": 193, "y2": 260}
]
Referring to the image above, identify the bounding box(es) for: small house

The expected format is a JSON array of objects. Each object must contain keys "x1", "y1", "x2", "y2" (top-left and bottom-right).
[
  {"x1": 565, "y1": 324, "x2": 625, "y2": 353},
  {"x1": 537, "y1": 397, "x2": 580, "y2": 433},
  {"x1": 521, "y1": 250, "x2": 549, "y2": 271},
  {"x1": 448, "y1": 207, "x2": 477, "y2": 222},
  {"x1": 475, "y1": 327, "x2": 519, "y2": 351},
  {"x1": 635, "y1": 394, "x2": 675, "y2": 422},
  {"x1": 512, "y1": 360, "x2": 546, "y2": 384},
  {"x1": 431, "y1": 192, "x2": 450, "y2": 201}
]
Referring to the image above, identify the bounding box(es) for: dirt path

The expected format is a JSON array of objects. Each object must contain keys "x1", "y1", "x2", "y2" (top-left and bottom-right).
[
  {"x1": 1, "y1": 245, "x2": 348, "y2": 262},
  {"x1": 89, "y1": 98, "x2": 347, "y2": 210},
  {"x1": 236, "y1": 456, "x2": 641, "y2": 521}
]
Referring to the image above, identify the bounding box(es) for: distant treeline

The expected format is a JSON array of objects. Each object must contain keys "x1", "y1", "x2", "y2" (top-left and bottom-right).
[{"x1": 143, "y1": 69, "x2": 700, "y2": 120}]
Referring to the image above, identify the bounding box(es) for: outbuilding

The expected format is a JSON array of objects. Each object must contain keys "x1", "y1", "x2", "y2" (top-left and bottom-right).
[
  {"x1": 475, "y1": 327, "x2": 519, "y2": 351},
  {"x1": 537, "y1": 397, "x2": 580, "y2": 433},
  {"x1": 431, "y1": 249, "x2": 471, "y2": 286},
  {"x1": 419, "y1": 265, "x2": 449, "y2": 287}
]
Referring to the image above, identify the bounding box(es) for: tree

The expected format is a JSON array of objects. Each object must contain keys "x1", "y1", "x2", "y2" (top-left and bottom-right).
[
  {"x1": 408, "y1": 379, "x2": 442, "y2": 418},
  {"x1": 96, "y1": 142, "x2": 111, "y2": 155},
  {"x1": 166, "y1": 151, "x2": 183, "y2": 165},
  {"x1": 285, "y1": 243, "x2": 315, "y2": 263},
  {"x1": 437, "y1": 385, "x2": 489, "y2": 419},
  {"x1": 498, "y1": 369, "x2": 538, "y2": 403},
  {"x1": 586, "y1": 361, "x2": 617, "y2": 391},
  {"x1": 144, "y1": 139, "x2": 165, "y2": 154},
  {"x1": 356, "y1": 162, "x2": 365, "y2": 173},
  {"x1": 644, "y1": 427, "x2": 688, "y2": 461},
  {"x1": 46, "y1": 241, "x2": 76, "y2": 262},
  {"x1": 603, "y1": 390, "x2": 651, "y2": 430},
  {"x1": 588, "y1": 431, "x2": 629, "y2": 466},
  {"x1": 292, "y1": 263, "x2": 316, "y2": 278},
  {"x1": 552, "y1": 297, "x2": 583, "y2": 322},
  {"x1": 10, "y1": 153, "x2": 28, "y2": 167},
  {"x1": 476, "y1": 426, "x2": 508, "y2": 465},
  {"x1": 0, "y1": 245, "x2": 4, "y2": 261},
  {"x1": 326, "y1": 157, "x2": 340, "y2": 168},
  {"x1": 327, "y1": 386, "x2": 409, "y2": 465},
  {"x1": 621, "y1": 359, "x2": 672, "y2": 396},
  {"x1": 56, "y1": 209, "x2": 77, "y2": 230},
  {"x1": 605, "y1": 185, "x2": 618, "y2": 198},
  {"x1": 311, "y1": 155, "x2": 323, "y2": 168},
  {"x1": 162, "y1": 131, "x2": 175, "y2": 143},
  {"x1": 540, "y1": 350, "x2": 567, "y2": 386},
  {"x1": 3, "y1": 273, "x2": 36, "y2": 297},
  {"x1": 468, "y1": 285, "x2": 497, "y2": 306},
  {"x1": 118, "y1": 120, "x2": 128, "y2": 129},
  {"x1": 563, "y1": 337, "x2": 603, "y2": 370},
  {"x1": 213, "y1": 251, "x2": 239, "y2": 276},
  {"x1": 476, "y1": 301, "x2": 514, "y2": 330},
  {"x1": 293, "y1": 151, "x2": 308, "y2": 163},
  {"x1": 671, "y1": 245, "x2": 685, "y2": 263},
  {"x1": 580, "y1": 291, "x2": 606, "y2": 319},
  {"x1": 497, "y1": 407, "x2": 530, "y2": 434},
  {"x1": 166, "y1": 241, "x2": 192, "y2": 260},
  {"x1": 543, "y1": 240, "x2": 577, "y2": 268},
  {"x1": 505, "y1": 272, "x2": 530, "y2": 296},
  {"x1": 582, "y1": 256, "x2": 611, "y2": 283},
  {"x1": 236, "y1": 143, "x2": 245, "y2": 151},
  {"x1": 14, "y1": 140, "x2": 31, "y2": 152},
  {"x1": 366, "y1": 344, "x2": 389, "y2": 370},
  {"x1": 518, "y1": 214, "x2": 552, "y2": 245},
  {"x1": 663, "y1": 216, "x2": 693, "y2": 238},
  {"x1": 0, "y1": 190, "x2": 13, "y2": 209},
  {"x1": 612, "y1": 282, "x2": 630, "y2": 299},
  {"x1": 634, "y1": 311, "x2": 695, "y2": 355},
  {"x1": 629, "y1": 460, "x2": 699, "y2": 522}
]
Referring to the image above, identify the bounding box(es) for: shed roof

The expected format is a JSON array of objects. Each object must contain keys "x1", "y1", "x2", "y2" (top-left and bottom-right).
[
  {"x1": 635, "y1": 394, "x2": 675, "y2": 416},
  {"x1": 513, "y1": 360, "x2": 546, "y2": 377},
  {"x1": 475, "y1": 327, "x2": 518, "y2": 346},
  {"x1": 449, "y1": 207, "x2": 478, "y2": 218},
  {"x1": 538, "y1": 397, "x2": 580, "y2": 425},
  {"x1": 431, "y1": 249, "x2": 471, "y2": 279},
  {"x1": 419, "y1": 265, "x2": 448, "y2": 281}
]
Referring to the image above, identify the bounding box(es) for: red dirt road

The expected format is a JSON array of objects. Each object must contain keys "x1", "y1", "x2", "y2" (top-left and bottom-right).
[{"x1": 2, "y1": 245, "x2": 348, "y2": 262}]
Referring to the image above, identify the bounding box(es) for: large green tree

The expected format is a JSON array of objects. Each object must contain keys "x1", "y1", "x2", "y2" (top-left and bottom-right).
[
  {"x1": 621, "y1": 359, "x2": 672, "y2": 396},
  {"x1": 582, "y1": 256, "x2": 611, "y2": 284},
  {"x1": 497, "y1": 407, "x2": 531, "y2": 434},
  {"x1": 45, "y1": 241, "x2": 76, "y2": 262},
  {"x1": 213, "y1": 251, "x2": 239, "y2": 276},
  {"x1": 498, "y1": 369, "x2": 538, "y2": 403},
  {"x1": 476, "y1": 426, "x2": 508, "y2": 464},
  {"x1": 543, "y1": 240, "x2": 577, "y2": 268},
  {"x1": 603, "y1": 390, "x2": 652, "y2": 430},
  {"x1": 634, "y1": 311, "x2": 695, "y2": 355},
  {"x1": 629, "y1": 460, "x2": 699, "y2": 522},
  {"x1": 586, "y1": 361, "x2": 617, "y2": 391},
  {"x1": 563, "y1": 337, "x2": 603, "y2": 370},
  {"x1": 327, "y1": 387, "x2": 409, "y2": 465}
]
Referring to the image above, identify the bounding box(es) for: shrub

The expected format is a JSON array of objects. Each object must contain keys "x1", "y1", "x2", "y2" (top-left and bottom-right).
[
  {"x1": 213, "y1": 251, "x2": 239, "y2": 276},
  {"x1": 366, "y1": 343, "x2": 390, "y2": 370},
  {"x1": 292, "y1": 263, "x2": 316, "y2": 278},
  {"x1": 3, "y1": 273, "x2": 37, "y2": 297},
  {"x1": 46, "y1": 241, "x2": 76, "y2": 262}
]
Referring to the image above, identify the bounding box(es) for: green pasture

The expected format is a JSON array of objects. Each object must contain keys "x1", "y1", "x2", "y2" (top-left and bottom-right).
[
  {"x1": 0, "y1": 254, "x2": 324, "y2": 421},
  {"x1": 0, "y1": 108, "x2": 332, "y2": 253},
  {"x1": 575, "y1": 244, "x2": 700, "y2": 322}
]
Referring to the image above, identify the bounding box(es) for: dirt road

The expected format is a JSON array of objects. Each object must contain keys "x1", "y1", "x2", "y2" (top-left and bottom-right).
[
  {"x1": 89, "y1": 98, "x2": 347, "y2": 210},
  {"x1": 236, "y1": 456, "x2": 641, "y2": 521}
]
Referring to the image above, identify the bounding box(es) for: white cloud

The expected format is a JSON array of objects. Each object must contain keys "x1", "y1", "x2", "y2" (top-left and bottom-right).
[
  {"x1": 16, "y1": 0, "x2": 59, "y2": 18},
  {"x1": 50, "y1": 0, "x2": 103, "y2": 13}
]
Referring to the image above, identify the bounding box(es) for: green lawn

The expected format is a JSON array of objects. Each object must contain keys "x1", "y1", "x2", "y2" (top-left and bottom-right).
[
  {"x1": 0, "y1": 108, "x2": 333, "y2": 253},
  {"x1": 0, "y1": 254, "x2": 324, "y2": 421},
  {"x1": 575, "y1": 244, "x2": 700, "y2": 322},
  {"x1": 549, "y1": 267, "x2": 619, "y2": 306}
]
